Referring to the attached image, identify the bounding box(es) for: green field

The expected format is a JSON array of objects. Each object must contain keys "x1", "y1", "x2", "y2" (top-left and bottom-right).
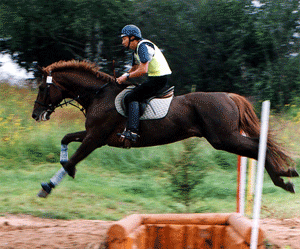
[{"x1": 0, "y1": 83, "x2": 300, "y2": 221}]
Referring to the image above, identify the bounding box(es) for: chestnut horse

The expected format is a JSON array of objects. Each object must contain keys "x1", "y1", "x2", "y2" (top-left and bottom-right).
[{"x1": 32, "y1": 60, "x2": 298, "y2": 193}]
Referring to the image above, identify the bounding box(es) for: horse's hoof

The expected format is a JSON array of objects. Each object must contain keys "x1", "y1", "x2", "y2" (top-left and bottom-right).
[
  {"x1": 285, "y1": 182, "x2": 295, "y2": 193},
  {"x1": 37, "y1": 182, "x2": 52, "y2": 198},
  {"x1": 289, "y1": 168, "x2": 299, "y2": 177},
  {"x1": 37, "y1": 188, "x2": 50, "y2": 198}
]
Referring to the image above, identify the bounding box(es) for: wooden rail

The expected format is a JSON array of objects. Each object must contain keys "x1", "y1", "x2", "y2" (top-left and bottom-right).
[{"x1": 105, "y1": 213, "x2": 265, "y2": 249}]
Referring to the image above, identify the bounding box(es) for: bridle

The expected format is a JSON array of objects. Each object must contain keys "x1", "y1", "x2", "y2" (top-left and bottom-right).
[
  {"x1": 35, "y1": 72, "x2": 87, "y2": 116},
  {"x1": 35, "y1": 71, "x2": 111, "y2": 117}
]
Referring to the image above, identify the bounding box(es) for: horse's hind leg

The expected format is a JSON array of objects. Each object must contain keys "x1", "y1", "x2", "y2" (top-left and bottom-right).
[
  {"x1": 264, "y1": 159, "x2": 295, "y2": 193},
  {"x1": 206, "y1": 131, "x2": 296, "y2": 193},
  {"x1": 205, "y1": 130, "x2": 259, "y2": 159}
]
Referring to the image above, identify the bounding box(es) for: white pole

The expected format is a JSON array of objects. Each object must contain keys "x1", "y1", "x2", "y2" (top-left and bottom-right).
[
  {"x1": 239, "y1": 155, "x2": 247, "y2": 216},
  {"x1": 250, "y1": 100, "x2": 270, "y2": 249},
  {"x1": 238, "y1": 132, "x2": 248, "y2": 216}
]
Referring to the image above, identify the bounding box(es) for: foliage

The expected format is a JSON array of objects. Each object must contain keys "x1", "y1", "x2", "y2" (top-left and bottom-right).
[
  {"x1": 164, "y1": 138, "x2": 206, "y2": 212},
  {"x1": 248, "y1": 0, "x2": 300, "y2": 109},
  {"x1": 129, "y1": 0, "x2": 300, "y2": 99}
]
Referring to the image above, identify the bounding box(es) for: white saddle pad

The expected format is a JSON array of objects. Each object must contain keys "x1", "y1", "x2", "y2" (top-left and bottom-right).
[{"x1": 115, "y1": 86, "x2": 173, "y2": 120}]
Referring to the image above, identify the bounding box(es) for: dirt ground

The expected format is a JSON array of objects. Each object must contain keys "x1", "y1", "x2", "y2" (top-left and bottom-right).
[{"x1": 0, "y1": 214, "x2": 300, "y2": 249}]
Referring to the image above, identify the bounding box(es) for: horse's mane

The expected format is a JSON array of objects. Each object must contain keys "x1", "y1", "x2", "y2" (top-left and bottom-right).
[{"x1": 44, "y1": 60, "x2": 115, "y2": 84}]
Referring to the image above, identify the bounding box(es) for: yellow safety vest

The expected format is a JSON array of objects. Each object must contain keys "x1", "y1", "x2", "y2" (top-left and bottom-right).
[{"x1": 134, "y1": 40, "x2": 172, "y2": 77}]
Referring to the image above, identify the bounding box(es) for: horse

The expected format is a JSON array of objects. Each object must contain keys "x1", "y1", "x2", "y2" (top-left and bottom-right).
[{"x1": 32, "y1": 60, "x2": 298, "y2": 194}]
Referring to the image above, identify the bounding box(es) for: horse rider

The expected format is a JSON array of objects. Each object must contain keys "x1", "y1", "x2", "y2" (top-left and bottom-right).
[{"x1": 117, "y1": 24, "x2": 172, "y2": 142}]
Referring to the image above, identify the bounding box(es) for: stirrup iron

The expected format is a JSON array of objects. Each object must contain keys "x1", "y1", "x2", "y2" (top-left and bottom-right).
[{"x1": 117, "y1": 129, "x2": 139, "y2": 142}]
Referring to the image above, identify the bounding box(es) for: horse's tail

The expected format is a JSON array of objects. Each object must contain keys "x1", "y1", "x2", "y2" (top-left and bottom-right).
[
  {"x1": 228, "y1": 93, "x2": 294, "y2": 172},
  {"x1": 228, "y1": 93, "x2": 260, "y2": 137}
]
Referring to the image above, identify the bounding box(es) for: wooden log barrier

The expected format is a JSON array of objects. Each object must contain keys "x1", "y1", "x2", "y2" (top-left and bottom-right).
[
  {"x1": 106, "y1": 214, "x2": 142, "y2": 248},
  {"x1": 142, "y1": 213, "x2": 230, "y2": 225},
  {"x1": 105, "y1": 213, "x2": 265, "y2": 249},
  {"x1": 228, "y1": 213, "x2": 265, "y2": 246}
]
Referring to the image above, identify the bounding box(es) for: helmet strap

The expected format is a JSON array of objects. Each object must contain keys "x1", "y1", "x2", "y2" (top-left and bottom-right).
[
  {"x1": 127, "y1": 36, "x2": 132, "y2": 49},
  {"x1": 126, "y1": 36, "x2": 136, "y2": 49}
]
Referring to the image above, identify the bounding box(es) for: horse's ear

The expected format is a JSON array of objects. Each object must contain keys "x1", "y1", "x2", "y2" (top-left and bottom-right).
[
  {"x1": 37, "y1": 65, "x2": 48, "y2": 78},
  {"x1": 37, "y1": 65, "x2": 44, "y2": 73}
]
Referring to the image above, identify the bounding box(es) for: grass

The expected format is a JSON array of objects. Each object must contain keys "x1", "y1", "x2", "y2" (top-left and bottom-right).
[{"x1": 0, "y1": 83, "x2": 300, "y2": 222}]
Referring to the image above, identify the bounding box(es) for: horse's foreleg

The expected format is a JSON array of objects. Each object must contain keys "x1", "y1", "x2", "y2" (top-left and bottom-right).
[
  {"x1": 60, "y1": 131, "x2": 87, "y2": 166},
  {"x1": 60, "y1": 130, "x2": 87, "y2": 164},
  {"x1": 61, "y1": 131, "x2": 87, "y2": 145},
  {"x1": 37, "y1": 131, "x2": 88, "y2": 198},
  {"x1": 62, "y1": 134, "x2": 103, "y2": 178}
]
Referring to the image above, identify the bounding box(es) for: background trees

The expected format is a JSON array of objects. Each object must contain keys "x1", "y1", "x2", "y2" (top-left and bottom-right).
[
  {"x1": 0, "y1": 0, "x2": 130, "y2": 71},
  {"x1": 0, "y1": 0, "x2": 299, "y2": 109}
]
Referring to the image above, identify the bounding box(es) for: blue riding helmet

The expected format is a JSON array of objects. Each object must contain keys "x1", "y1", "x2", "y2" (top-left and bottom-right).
[{"x1": 121, "y1": 25, "x2": 142, "y2": 39}]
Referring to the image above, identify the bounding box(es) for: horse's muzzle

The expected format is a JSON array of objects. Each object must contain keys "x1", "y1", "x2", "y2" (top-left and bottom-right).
[{"x1": 32, "y1": 110, "x2": 51, "y2": 121}]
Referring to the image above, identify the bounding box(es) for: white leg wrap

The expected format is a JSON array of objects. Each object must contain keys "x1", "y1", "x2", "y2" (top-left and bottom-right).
[
  {"x1": 50, "y1": 167, "x2": 67, "y2": 187},
  {"x1": 60, "y1": 144, "x2": 68, "y2": 163}
]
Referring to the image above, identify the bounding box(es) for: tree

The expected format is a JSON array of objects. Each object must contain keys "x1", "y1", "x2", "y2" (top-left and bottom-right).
[
  {"x1": 165, "y1": 139, "x2": 206, "y2": 212},
  {"x1": 192, "y1": 0, "x2": 252, "y2": 93},
  {"x1": 1, "y1": 0, "x2": 299, "y2": 109},
  {"x1": 131, "y1": 0, "x2": 256, "y2": 94},
  {"x1": 0, "y1": 0, "x2": 131, "y2": 72},
  {"x1": 248, "y1": 0, "x2": 300, "y2": 108},
  {"x1": 1, "y1": 1, "x2": 80, "y2": 68}
]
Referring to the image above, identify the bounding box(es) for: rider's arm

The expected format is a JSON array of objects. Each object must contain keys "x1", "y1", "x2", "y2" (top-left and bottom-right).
[
  {"x1": 117, "y1": 42, "x2": 153, "y2": 84},
  {"x1": 128, "y1": 62, "x2": 149, "y2": 77},
  {"x1": 128, "y1": 65, "x2": 139, "y2": 73},
  {"x1": 117, "y1": 63, "x2": 148, "y2": 84},
  {"x1": 129, "y1": 42, "x2": 154, "y2": 78}
]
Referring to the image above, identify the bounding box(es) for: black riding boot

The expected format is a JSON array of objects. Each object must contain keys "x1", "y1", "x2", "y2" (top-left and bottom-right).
[
  {"x1": 118, "y1": 101, "x2": 140, "y2": 142},
  {"x1": 128, "y1": 101, "x2": 140, "y2": 134}
]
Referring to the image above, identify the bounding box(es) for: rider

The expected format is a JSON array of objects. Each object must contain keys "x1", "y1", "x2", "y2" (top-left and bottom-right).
[{"x1": 117, "y1": 24, "x2": 172, "y2": 142}]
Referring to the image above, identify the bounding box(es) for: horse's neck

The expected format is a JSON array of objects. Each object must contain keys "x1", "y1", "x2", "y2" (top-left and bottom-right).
[{"x1": 56, "y1": 71, "x2": 119, "y2": 107}]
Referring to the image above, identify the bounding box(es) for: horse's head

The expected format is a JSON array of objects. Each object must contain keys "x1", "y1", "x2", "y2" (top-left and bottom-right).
[
  {"x1": 32, "y1": 60, "x2": 119, "y2": 121},
  {"x1": 32, "y1": 68, "x2": 64, "y2": 121}
]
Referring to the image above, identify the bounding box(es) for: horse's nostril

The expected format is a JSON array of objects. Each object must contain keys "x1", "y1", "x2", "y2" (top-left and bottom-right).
[{"x1": 32, "y1": 113, "x2": 37, "y2": 120}]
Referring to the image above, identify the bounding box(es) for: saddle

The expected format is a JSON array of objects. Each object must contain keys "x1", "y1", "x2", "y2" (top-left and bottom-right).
[{"x1": 115, "y1": 86, "x2": 174, "y2": 120}]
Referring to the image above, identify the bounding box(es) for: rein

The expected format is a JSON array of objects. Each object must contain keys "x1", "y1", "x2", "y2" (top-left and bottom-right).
[{"x1": 56, "y1": 96, "x2": 86, "y2": 116}]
